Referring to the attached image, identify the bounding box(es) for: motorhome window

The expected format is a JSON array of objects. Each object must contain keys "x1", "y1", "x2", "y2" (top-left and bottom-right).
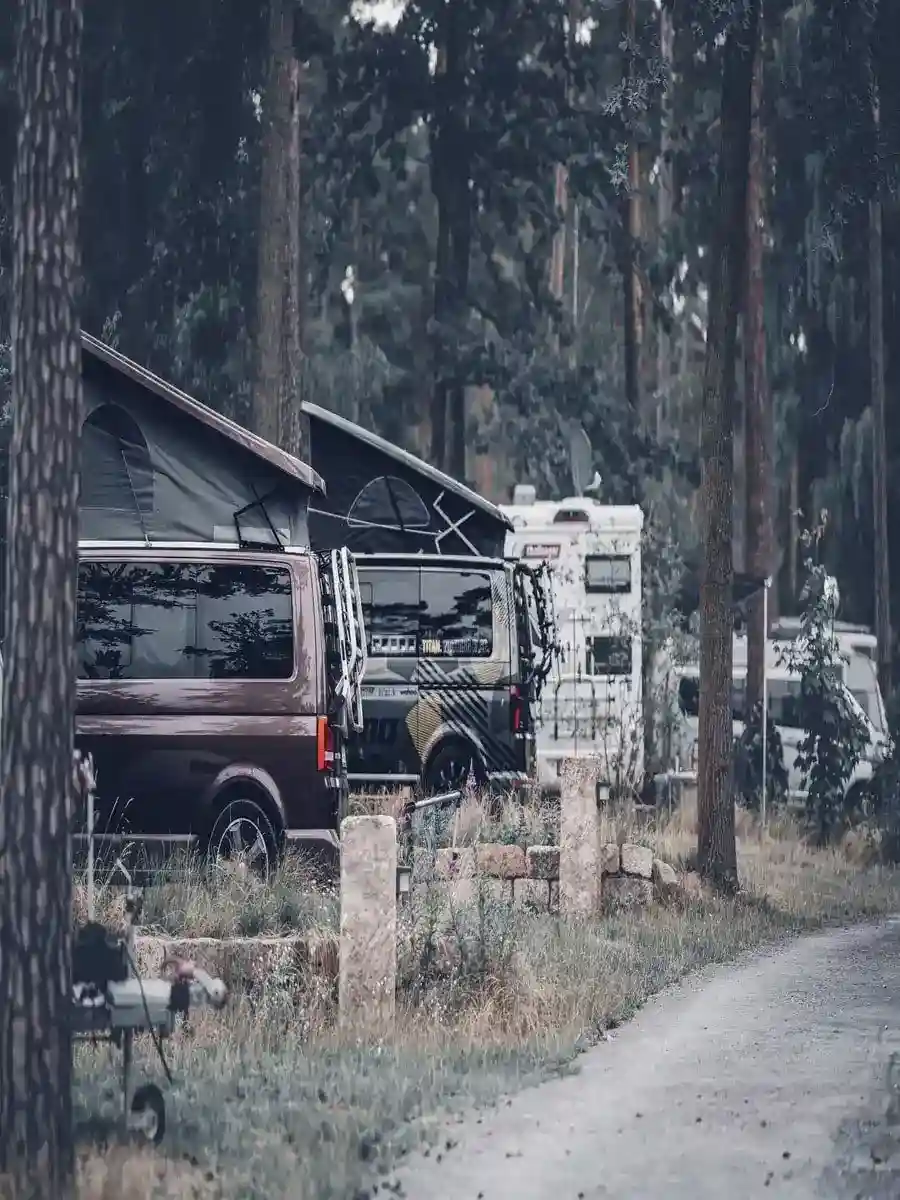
[
  {"x1": 587, "y1": 635, "x2": 631, "y2": 676},
  {"x1": 585, "y1": 555, "x2": 631, "y2": 594},
  {"x1": 731, "y1": 677, "x2": 747, "y2": 721},
  {"x1": 77, "y1": 561, "x2": 294, "y2": 681},
  {"x1": 420, "y1": 570, "x2": 493, "y2": 658},
  {"x1": 767, "y1": 678, "x2": 803, "y2": 729},
  {"x1": 357, "y1": 567, "x2": 420, "y2": 657}
]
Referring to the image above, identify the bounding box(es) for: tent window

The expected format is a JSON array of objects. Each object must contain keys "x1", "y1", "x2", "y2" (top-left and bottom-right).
[
  {"x1": 81, "y1": 404, "x2": 153, "y2": 515},
  {"x1": 348, "y1": 475, "x2": 430, "y2": 531}
]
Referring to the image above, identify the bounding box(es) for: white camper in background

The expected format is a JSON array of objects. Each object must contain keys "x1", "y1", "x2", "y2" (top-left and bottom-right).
[
  {"x1": 501, "y1": 483, "x2": 644, "y2": 795},
  {"x1": 657, "y1": 626, "x2": 891, "y2": 804}
]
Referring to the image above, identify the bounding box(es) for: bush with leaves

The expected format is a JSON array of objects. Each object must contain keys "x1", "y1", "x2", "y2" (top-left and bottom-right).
[
  {"x1": 733, "y1": 700, "x2": 789, "y2": 814},
  {"x1": 779, "y1": 526, "x2": 870, "y2": 844}
]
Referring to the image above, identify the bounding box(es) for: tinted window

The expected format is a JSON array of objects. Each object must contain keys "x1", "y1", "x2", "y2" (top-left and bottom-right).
[
  {"x1": 77, "y1": 561, "x2": 294, "y2": 681},
  {"x1": 678, "y1": 675, "x2": 699, "y2": 717},
  {"x1": 585, "y1": 555, "x2": 631, "y2": 594},
  {"x1": 420, "y1": 570, "x2": 493, "y2": 658},
  {"x1": 587, "y1": 635, "x2": 631, "y2": 676},
  {"x1": 768, "y1": 678, "x2": 803, "y2": 729},
  {"x1": 358, "y1": 567, "x2": 420, "y2": 656},
  {"x1": 678, "y1": 674, "x2": 745, "y2": 720}
]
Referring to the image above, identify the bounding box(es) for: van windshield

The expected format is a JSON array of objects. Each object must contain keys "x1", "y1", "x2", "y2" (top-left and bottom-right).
[{"x1": 848, "y1": 655, "x2": 885, "y2": 733}]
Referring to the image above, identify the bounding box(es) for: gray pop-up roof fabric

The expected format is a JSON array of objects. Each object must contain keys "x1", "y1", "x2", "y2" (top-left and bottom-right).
[
  {"x1": 303, "y1": 402, "x2": 513, "y2": 558},
  {"x1": 80, "y1": 334, "x2": 324, "y2": 547}
]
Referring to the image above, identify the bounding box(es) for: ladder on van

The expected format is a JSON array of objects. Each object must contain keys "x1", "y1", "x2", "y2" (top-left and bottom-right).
[{"x1": 318, "y1": 548, "x2": 367, "y2": 733}]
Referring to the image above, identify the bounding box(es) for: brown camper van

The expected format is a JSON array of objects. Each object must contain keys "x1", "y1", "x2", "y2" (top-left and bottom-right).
[
  {"x1": 71, "y1": 334, "x2": 366, "y2": 874},
  {"x1": 76, "y1": 544, "x2": 363, "y2": 874}
]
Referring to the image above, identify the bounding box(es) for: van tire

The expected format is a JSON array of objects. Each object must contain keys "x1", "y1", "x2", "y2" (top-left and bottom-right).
[
  {"x1": 424, "y1": 740, "x2": 484, "y2": 798},
  {"x1": 843, "y1": 781, "x2": 873, "y2": 828},
  {"x1": 207, "y1": 798, "x2": 281, "y2": 881}
]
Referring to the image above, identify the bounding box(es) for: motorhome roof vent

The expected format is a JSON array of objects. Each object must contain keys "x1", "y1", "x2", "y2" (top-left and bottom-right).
[
  {"x1": 553, "y1": 507, "x2": 591, "y2": 524},
  {"x1": 512, "y1": 484, "x2": 536, "y2": 505}
]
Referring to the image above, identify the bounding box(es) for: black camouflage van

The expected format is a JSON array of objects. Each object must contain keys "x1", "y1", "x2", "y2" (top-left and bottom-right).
[{"x1": 350, "y1": 553, "x2": 554, "y2": 794}]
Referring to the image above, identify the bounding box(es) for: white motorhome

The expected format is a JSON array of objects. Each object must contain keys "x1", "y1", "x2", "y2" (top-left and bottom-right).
[
  {"x1": 501, "y1": 485, "x2": 644, "y2": 794},
  {"x1": 657, "y1": 627, "x2": 890, "y2": 804}
]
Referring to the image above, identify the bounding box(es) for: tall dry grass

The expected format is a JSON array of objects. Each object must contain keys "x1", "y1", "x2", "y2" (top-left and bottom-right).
[{"x1": 64, "y1": 789, "x2": 900, "y2": 1198}]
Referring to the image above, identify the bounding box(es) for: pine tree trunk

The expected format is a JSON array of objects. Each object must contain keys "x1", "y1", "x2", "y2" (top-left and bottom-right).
[
  {"x1": 697, "y1": 0, "x2": 760, "y2": 891},
  {"x1": 431, "y1": 3, "x2": 470, "y2": 480},
  {"x1": 622, "y1": 0, "x2": 642, "y2": 413},
  {"x1": 253, "y1": 0, "x2": 307, "y2": 458},
  {"x1": 0, "y1": 0, "x2": 82, "y2": 1192},
  {"x1": 277, "y1": 55, "x2": 309, "y2": 461},
  {"x1": 656, "y1": 0, "x2": 674, "y2": 439},
  {"x1": 870, "y1": 99, "x2": 891, "y2": 694},
  {"x1": 744, "y1": 0, "x2": 773, "y2": 718}
]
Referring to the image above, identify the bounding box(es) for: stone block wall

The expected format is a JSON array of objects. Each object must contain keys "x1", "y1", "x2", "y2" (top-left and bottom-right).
[{"x1": 422, "y1": 841, "x2": 680, "y2": 914}]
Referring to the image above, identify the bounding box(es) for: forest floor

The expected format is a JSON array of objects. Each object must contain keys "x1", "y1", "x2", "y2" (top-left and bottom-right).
[{"x1": 70, "y1": 798, "x2": 900, "y2": 1200}]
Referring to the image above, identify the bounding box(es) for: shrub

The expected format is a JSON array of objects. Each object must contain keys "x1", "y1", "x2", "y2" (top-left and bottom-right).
[{"x1": 779, "y1": 523, "x2": 869, "y2": 844}]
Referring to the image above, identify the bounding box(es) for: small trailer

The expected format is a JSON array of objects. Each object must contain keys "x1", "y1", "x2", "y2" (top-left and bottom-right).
[{"x1": 73, "y1": 861, "x2": 228, "y2": 1145}]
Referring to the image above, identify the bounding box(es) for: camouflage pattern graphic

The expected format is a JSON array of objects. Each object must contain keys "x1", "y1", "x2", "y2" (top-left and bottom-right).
[{"x1": 349, "y1": 561, "x2": 526, "y2": 784}]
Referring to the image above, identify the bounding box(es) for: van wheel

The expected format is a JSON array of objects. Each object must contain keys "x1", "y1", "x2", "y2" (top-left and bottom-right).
[
  {"x1": 208, "y1": 799, "x2": 280, "y2": 881},
  {"x1": 424, "y1": 742, "x2": 483, "y2": 798}
]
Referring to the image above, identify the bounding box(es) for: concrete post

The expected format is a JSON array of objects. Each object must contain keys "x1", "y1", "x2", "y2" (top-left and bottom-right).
[
  {"x1": 339, "y1": 815, "x2": 397, "y2": 1030},
  {"x1": 559, "y1": 761, "x2": 601, "y2": 919}
]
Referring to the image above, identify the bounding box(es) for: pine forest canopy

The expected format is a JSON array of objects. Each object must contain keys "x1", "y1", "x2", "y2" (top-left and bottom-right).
[{"x1": 0, "y1": 0, "x2": 898, "y2": 656}]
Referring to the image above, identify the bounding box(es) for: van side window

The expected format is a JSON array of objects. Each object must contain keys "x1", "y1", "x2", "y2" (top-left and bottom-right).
[
  {"x1": 358, "y1": 567, "x2": 420, "y2": 656},
  {"x1": 77, "y1": 561, "x2": 294, "y2": 681},
  {"x1": 420, "y1": 570, "x2": 493, "y2": 658},
  {"x1": 767, "y1": 678, "x2": 803, "y2": 729}
]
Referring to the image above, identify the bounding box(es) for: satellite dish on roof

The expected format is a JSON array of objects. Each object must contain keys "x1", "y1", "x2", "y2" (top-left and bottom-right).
[{"x1": 569, "y1": 423, "x2": 593, "y2": 497}]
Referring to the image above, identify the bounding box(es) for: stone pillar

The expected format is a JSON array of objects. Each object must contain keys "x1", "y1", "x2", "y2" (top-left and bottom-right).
[
  {"x1": 559, "y1": 762, "x2": 601, "y2": 918},
  {"x1": 339, "y1": 815, "x2": 397, "y2": 1030}
]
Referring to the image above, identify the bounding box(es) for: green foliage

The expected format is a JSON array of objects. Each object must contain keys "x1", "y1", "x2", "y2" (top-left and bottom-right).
[
  {"x1": 779, "y1": 522, "x2": 870, "y2": 843},
  {"x1": 733, "y1": 701, "x2": 788, "y2": 814}
]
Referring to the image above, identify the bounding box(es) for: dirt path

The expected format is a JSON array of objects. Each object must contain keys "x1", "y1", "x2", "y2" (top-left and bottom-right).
[{"x1": 393, "y1": 921, "x2": 900, "y2": 1199}]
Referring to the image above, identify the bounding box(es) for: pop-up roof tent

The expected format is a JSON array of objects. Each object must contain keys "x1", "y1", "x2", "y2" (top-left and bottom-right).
[
  {"x1": 80, "y1": 333, "x2": 324, "y2": 546},
  {"x1": 303, "y1": 401, "x2": 513, "y2": 558}
]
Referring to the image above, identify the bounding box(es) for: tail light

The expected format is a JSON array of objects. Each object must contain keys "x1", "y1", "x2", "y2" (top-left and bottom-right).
[
  {"x1": 317, "y1": 716, "x2": 334, "y2": 772},
  {"x1": 510, "y1": 685, "x2": 524, "y2": 733}
]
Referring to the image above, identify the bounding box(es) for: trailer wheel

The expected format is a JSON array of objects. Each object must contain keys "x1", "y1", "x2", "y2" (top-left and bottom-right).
[{"x1": 130, "y1": 1083, "x2": 166, "y2": 1145}]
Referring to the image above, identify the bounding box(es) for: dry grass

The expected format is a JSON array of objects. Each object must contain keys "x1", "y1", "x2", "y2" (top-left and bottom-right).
[
  {"x1": 73, "y1": 852, "x2": 339, "y2": 940},
  {"x1": 69, "y1": 792, "x2": 900, "y2": 1199}
]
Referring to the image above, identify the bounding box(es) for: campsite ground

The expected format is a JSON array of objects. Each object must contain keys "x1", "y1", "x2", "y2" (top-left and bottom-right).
[{"x1": 71, "y1": 797, "x2": 900, "y2": 1200}]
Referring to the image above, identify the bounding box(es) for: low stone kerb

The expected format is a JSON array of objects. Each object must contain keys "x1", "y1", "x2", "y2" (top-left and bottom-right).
[
  {"x1": 476, "y1": 843, "x2": 526, "y2": 879},
  {"x1": 526, "y1": 845, "x2": 560, "y2": 880},
  {"x1": 621, "y1": 842, "x2": 653, "y2": 879}
]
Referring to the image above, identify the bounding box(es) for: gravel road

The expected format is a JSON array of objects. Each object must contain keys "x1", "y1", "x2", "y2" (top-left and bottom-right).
[{"x1": 393, "y1": 920, "x2": 900, "y2": 1199}]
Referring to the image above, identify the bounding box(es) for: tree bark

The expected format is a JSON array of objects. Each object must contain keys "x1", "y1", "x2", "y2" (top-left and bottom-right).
[
  {"x1": 744, "y1": 0, "x2": 774, "y2": 718},
  {"x1": 622, "y1": 0, "x2": 642, "y2": 413},
  {"x1": 430, "y1": 2, "x2": 470, "y2": 481},
  {"x1": 656, "y1": 0, "x2": 674, "y2": 439},
  {"x1": 253, "y1": 0, "x2": 309, "y2": 460},
  {"x1": 697, "y1": 0, "x2": 760, "y2": 891},
  {"x1": 0, "y1": 0, "x2": 82, "y2": 1192},
  {"x1": 870, "y1": 98, "x2": 891, "y2": 695}
]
